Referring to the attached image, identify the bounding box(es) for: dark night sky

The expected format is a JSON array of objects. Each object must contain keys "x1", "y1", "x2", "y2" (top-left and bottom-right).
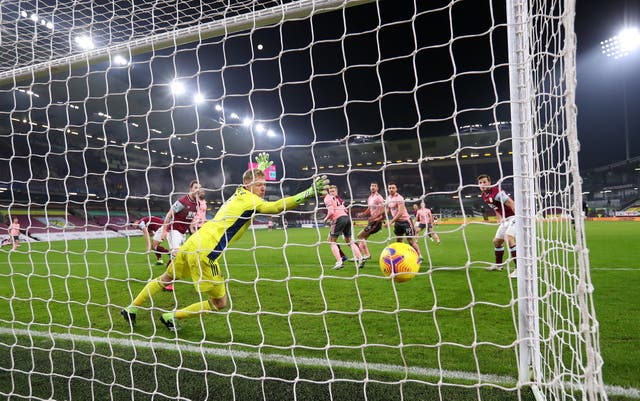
[
  {"x1": 575, "y1": 0, "x2": 640, "y2": 168},
  {"x1": 2, "y1": 0, "x2": 638, "y2": 175}
]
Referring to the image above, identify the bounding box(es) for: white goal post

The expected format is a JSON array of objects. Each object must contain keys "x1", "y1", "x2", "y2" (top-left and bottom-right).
[{"x1": 0, "y1": 0, "x2": 607, "y2": 400}]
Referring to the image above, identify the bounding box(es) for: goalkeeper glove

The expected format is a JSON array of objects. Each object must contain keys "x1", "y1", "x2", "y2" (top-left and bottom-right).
[
  {"x1": 255, "y1": 152, "x2": 273, "y2": 171},
  {"x1": 294, "y1": 175, "x2": 330, "y2": 204}
]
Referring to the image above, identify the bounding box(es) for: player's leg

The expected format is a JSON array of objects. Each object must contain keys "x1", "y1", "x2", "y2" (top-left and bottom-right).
[
  {"x1": 152, "y1": 228, "x2": 169, "y2": 265},
  {"x1": 429, "y1": 224, "x2": 441, "y2": 245},
  {"x1": 485, "y1": 228, "x2": 506, "y2": 271},
  {"x1": 356, "y1": 228, "x2": 370, "y2": 258},
  {"x1": 122, "y1": 254, "x2": 182, "y2": 327},
  {"x1": 343, "y1": 220, "x2": 364, "y2": 268},
  {"x1": 328, "y1": 219, "x2": 346, "y2": 269},
  {"x1": 328, "y1": 229, "x2": 347, "y2": 262},
  {"x1": 160, "y1": 255, "x2": 227, "y2": 331},
  {"x1": 329, "y1": 236, "x2": 344, "y2": 269},
  {"x1": 397, "y1": 221, "x2": 421, "y2": 262},
  {"x1": 505, "y1": 218, "x2": 518, "y2": 278},
  {"x1": 164, "y1": 230, "x2": 186, "y2": 291}
]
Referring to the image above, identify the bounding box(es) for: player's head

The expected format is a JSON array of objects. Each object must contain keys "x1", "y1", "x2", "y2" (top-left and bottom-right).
[
  {"x1": 13, "y1": 217, "x2": 18, "y2": 223},
  {"x1": 329, "y1": 185, "x2": 338, "y2": 196},
  {"x1": 412, "y1": 204, "x2": 418, "y2": 211},
  {"x1": 387, "y1": 182, "x2": 397, "y2": 195},
  {"x1": 198, "y1": 188, "x2": 206, "y2": 200},
  {"x1": 131, "y1": 219, "x2": 141, "y2": 228},
  {"x1": 477, "y1": 174, "x2": 492, "y2": 192},
  {"x1": 188, "y1": 180, "x2": 201, "y2": 197},
  {"x1": 243, "y1": 168, "x2": 266, "y2": 197},
  {"x1": 370, "y1": 182, "x2": 379, "y2": 193},
  {"x1": 420, "y1": 201, "x2": 426, "y2": 208}
]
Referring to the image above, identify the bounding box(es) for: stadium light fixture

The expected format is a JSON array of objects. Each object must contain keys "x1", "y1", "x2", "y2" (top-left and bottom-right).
[
  {"x1": 113, "y1": 55, "x2": 128, "y2": 66},
  {"x1": 267, "y1": 129, "x2": 276, "y2": 138},
  {"x1": 20, "y1": 11, "x2": 28, "y2": 18},
  {"x1": 230, "y1": 112, "x2": 239, "y2": 120},
  {"x1": 193, "y1": 93, "x2": 205, "y2": 104},
  {"x1": 601, "y1": 26, "x2": 638, "y2": 161},
  {"x1": 601, "y1": 27, "x2": 640, "y2": 59},
  {"x1": 255, "y1": 123, "x2": 265, "y2": 133},
  {"x1": 30, "y1": 14, "x2": 38, "y2": 22},
  {"x1": 170, "y1": 80, "x2": 185, "y2": 96},
  {"x1": 74, "y1": 35, "x2": 95, "y2": 50},
  {"x1": 214, "y1": 104, "x2": 222, "y2": 111}
]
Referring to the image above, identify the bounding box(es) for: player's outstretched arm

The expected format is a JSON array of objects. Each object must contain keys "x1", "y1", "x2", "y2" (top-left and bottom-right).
[{"x1": 257, "y1": 176, "x2": 330, "y2": 214}]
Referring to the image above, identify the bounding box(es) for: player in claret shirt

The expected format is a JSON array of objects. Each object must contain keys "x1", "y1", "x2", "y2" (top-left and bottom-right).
[
  {"x1": 477, "y1": 174, "x2": 517, "y2": 278},
  {"x1": 158, "y1": 180, "x2": 201, "y2": 291},
  {"x1": 132, "y1": 216, "x2": 170, "y2": 265}
]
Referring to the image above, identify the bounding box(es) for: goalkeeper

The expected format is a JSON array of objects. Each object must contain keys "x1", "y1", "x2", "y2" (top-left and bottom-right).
[{"x1": 122, "y1": 153, "x2": 330, "y2": 331}]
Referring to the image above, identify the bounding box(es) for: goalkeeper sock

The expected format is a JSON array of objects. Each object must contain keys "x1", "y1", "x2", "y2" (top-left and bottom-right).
[
  {"x1": 494, "y1": 247, "x2": 504, "y2": 264},
  {"x1": 510, "y1": 245, "x2": 517, "y2": 262},
  {"x1": 338, "y1": 246, "x2": 346, "y2": 259},
  {"x1": 174, "y1": 300, "x2": 217, "y2": 320},
  {"x1": 132, "y1": 279, "x2": 165, "y2": 307}
]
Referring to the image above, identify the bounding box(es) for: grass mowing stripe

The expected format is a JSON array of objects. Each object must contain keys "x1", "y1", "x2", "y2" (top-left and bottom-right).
[
  {"x1": 2, "y1": 327, "x2": 639, "y2": 399},
  {"x1": 1, "y1": 327, "x2": 514, "y2": 384}
]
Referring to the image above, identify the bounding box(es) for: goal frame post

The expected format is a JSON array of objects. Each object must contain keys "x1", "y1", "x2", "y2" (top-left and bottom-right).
[{"x1": 505, "y1": 0, "x2": 542, "y2": 390}]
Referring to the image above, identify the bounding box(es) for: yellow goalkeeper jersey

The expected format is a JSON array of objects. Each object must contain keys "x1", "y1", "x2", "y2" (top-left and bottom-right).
[{"x1": 184, "y1": 185, "x2": 299, "y2": 262}]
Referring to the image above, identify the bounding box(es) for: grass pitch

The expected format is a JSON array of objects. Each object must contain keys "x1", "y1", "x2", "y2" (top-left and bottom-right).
[{"x1": 0, "y1": 220, "x2": 638, "y2": 400}]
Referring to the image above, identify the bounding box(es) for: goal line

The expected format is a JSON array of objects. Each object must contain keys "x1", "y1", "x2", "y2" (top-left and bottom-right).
[{"x1": 1, "y1": 327, "x2": 637, "y2": 399}]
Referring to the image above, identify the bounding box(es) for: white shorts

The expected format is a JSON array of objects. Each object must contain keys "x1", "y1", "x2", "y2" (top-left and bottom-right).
[
  {"x1": 166, "y1": 230, "x2": 187, "y2": 252},
  {"x1": 152, "y1": 227, "x2": 165, "y2": 243},
  {"x1": 494, "y1": 216, "x2": 516, "y2": 240}
]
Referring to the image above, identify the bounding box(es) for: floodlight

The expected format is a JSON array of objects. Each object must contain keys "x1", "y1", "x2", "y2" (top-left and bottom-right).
[
  {"x1": 193, "y1": 93, "x2": 205, "y2": 104},
  {"x1": 267, "y1": 129, "x2": 276, "y2": 137},
  {"x1": 20, "y1": 11, "x2": 27, "y2": 18},
  {"x1": 230, "y1": 112, "x2": 239, "y2": 119},
  {"x1": 243, "y1": 117, "x2": 253, "y2": 126},
  {"x1": 255, "y1": 123, "x2": 265, "y2": 133},
  {"x1": 170, "y1": 80, "x2": 185, "y2": 95},
  {"x1": 601, "y1": 27, "x2": 640, "y2": 58},
  {"x1": 30, "y1": 14, "x2": 38, "y2": 22},
  {"x1": 113, "y1": 55, "x2": 128, "y2": 65},
  {"x1": 46, "y1": 22, "x2": 53, "y2": 29},
  {"x1": 74, "y1": 35, "x2": 95, "y2": 50},
  {"x1": 214, "y1": 104, "x2": 222, "y2": 111}
]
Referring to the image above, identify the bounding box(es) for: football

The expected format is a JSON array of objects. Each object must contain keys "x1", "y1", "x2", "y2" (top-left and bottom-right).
[{"x1": 379, "y1": 242, "x2": 420, "y2": 282}]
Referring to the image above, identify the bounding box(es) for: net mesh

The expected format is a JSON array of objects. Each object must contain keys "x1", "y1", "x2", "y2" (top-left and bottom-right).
[{"x1": 0, "y1": 0, "x2": 607, "y2": 400}]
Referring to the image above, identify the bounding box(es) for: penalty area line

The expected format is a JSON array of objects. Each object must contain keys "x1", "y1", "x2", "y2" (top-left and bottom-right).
[{"x1": 1, "y1": 327, "x2": 638, "y2": 398}]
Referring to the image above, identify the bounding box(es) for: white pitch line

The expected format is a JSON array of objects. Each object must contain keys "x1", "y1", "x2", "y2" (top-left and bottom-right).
[{"x1": 0, "y1": 327, "x2": 638, "y2": 399}]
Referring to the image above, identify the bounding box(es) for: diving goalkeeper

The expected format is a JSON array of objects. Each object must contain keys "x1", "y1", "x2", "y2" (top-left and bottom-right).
[{"x1": 122, "y1": 154, "x2": 330, "y2": 331}]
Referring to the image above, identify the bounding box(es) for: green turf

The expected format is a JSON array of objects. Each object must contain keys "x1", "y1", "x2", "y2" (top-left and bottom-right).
[{"x1": 0, "y1": 220, "x2": 637, "y2": 400}]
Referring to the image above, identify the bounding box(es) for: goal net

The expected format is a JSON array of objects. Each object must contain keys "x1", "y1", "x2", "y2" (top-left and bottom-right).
[{"x1": 0, "y1": 0, "x2": 607, "y2": 400}]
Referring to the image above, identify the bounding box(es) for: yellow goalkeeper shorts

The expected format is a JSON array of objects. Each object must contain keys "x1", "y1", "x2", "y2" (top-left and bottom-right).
[{"x1": 167, "y1": 244, "x2": 226, "y2": 299}]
